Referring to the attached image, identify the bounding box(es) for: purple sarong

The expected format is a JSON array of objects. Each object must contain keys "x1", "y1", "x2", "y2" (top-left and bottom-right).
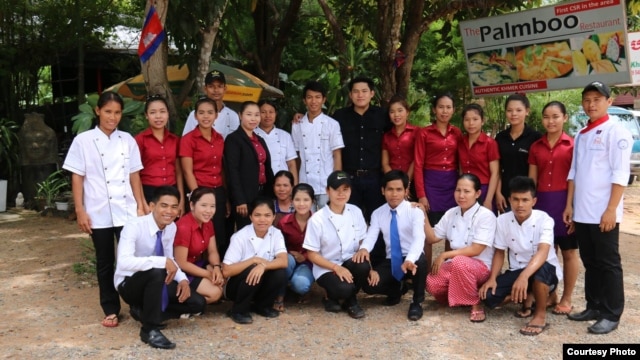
[
  {"x1": 535, "y1": 190, "x2": 569, "y2": 237},
  {"x1": 423, "y1": 169, "x2": 457, "y2": 212}
]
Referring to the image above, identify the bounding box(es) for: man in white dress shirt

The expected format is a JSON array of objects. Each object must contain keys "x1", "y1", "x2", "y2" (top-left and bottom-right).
[
  {"x1": 114, "y1": 186, "x2": 205, "y2": 349},
  {"x1": 181, "y1": 70, "x2": 239, "y2": 138},
  {"x1": 479, "y1": 176, "x2": 562, "y2": 336},
  {"x1": 353, "y1": 170, "x2": 427, "y2": 321}
]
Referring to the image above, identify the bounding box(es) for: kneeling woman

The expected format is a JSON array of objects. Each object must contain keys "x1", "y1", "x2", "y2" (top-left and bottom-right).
[
  {"x1": 425, "y1": 174, "x2": 497, "y2": 322},
  {"x1": 174, "y1": 187, "x2": 224, "y2": 305},
  {"x1": 303, "y1": 171, "x2": 370, "y2": 319},
  {"x1": 222, "y1": 197, "x2": 288, "y2": 324}
]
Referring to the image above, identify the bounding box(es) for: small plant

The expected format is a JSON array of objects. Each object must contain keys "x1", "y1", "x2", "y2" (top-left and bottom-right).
[
  {"x1": 0, "y1": 117, "x2": 20, "y2": 178},
  {"x1": 72, "y1": 239, "x2": 97, "y2": 280},
  {"x1": 36, "y1": 169, "x2": 70, "y2": 208}
]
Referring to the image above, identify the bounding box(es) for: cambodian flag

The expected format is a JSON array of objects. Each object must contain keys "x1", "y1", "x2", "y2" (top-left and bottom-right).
[{"x1": 138, "y1": 5, "x2": 165, "y2": 63}]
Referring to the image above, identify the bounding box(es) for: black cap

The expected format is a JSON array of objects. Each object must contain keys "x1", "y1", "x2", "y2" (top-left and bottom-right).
[
  {"x1": 326, "y1": 170, "x2": 352, "y2": 189},
  {"x1": 582, "y1": 81, "x2": 611, "y2": 98},
  {"x1": 205, "y1": 70, "x2": 226, "y2": 85}
]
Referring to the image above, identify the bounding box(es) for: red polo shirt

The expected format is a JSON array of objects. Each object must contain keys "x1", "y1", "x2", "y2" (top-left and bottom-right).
[
  {"x1": 414, "y1": 124, "x2": 462, "y2": 198},
  {"x1": 276, "y1": 213, "x2": 309, "y2": 260},
  {"x1": 528, "y1": 132, "x2": 574, "y2": 192},
  {"x1": 135, "y1": 128, "x2": 180, "y2": 187},
  {"x1": 382, "y1": 124, "x2": 418, "y2": 173},
  {"x1": 179, "y1": 128, "x2": 224, "y2": 188},
  {"x1": 458, "y1": 133, "x2": 500, "y2": 185},
  {"x1": 174, "y1": 212, "x2": 215, "y2": 264}
]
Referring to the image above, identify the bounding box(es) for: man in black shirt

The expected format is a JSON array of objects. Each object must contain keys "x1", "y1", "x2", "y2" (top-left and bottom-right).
[{"x1": 333, "y1": 77, "x2": 391, "y2": 222}]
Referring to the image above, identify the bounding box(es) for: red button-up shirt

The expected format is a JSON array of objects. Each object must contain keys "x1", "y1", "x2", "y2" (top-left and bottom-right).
[
  {"x1": 528, "y1": 132, "x2": 574, "y2": 192},
  {"x1": 135, "y1": 128, "x2": 180, "y2": 187},
  {"x1": 414, "y1": 124, "x2": 462, "y2": 198},
  {"x1": 250, "y1": 134, "x2": 268, "y2": 185},
  {"x1": 276, "y1": 212, "x2": 309, "y2": 260},
  {"x1": 458, "y1": 133, "x2": 500, "y2": 185},
  {"x1": 179, "y1": 128, "x2": 224, "y2": 188},
  {"x1": 174, "y1": 212, "x2": 215, "y2": 264},
  {"x1": 382, "y1": 124, "x2": 418, "y2": 173}
]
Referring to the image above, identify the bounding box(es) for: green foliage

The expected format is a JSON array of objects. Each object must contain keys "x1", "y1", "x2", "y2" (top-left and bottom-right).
[
  {"x1": 36, "y1": 170, "x2": 70, "y2": 208},
  {"x1": 71, "y1": 94, "x2": 145, "y2": 134},
  {"x1": 72, "y1": 239, "x2": 97, "y2": 278},
  {"x1": 0, "y1": 117, "x2": 20, "y2": 177}
]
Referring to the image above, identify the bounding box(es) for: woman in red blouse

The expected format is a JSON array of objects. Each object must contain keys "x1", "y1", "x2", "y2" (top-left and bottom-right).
[
  {"x1": 382, "y1": 95, "x2": 418, "y2": 200},
  {"x1": 174, "y1": 187, "x2": 224, "y2": 304},
  {"x1": 274, "y1": 183, "x2": 315, "y2": 311},
  {"x1": 224, "y1": 101, "x2": 274, "y2": 231},
  {"x1": 179, "y1": 97, "x2": 229, "y2": 256},
  {"x1": 458, "y1": 104, "x2": 500, "y2": 210},
  {"x1": 414, "y1": 93, "x2": 462, "y2": 225},
  {"x1": 528, "y1": 101, "x2": 577, "y2": 316},
  {"x1": 135, "y1": 95, "x2": 184, "y2": 215}
]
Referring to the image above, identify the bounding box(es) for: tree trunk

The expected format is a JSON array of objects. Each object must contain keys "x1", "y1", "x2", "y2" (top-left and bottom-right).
[
  {"x1": 195, "y1": 0, "x2": 229, "y2": 92},
  {"x1": 376, "y1": 0, "x2": 404, "y2": 102},
  {"x1": 317, "y1": 0, "x2": 348, "y2": 85},
  {"x1": 141, "y1": 0, "x2": 178, "y2": 127}
]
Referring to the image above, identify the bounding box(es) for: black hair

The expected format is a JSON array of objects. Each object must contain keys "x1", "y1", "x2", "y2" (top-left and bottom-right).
[
  {"x1": 302, "y1": 81, "x2": 327, "y2": 98},
  {"x1": 431, "y1": 92, "x2": 455, "y2": 109},
  {"x1": 250, "y1": 196, "x2": 275, "y2": 215},
  {"x1": 388, "y1": 95, "x2": 410, "y2": 113},
  {"x1": 542, "y1": 101, "x2": 567, "y2": 115},
  {"x1": 97, "y1": 91, "x2": 124, "y2": 110},
  {"x1": 458, "y1": 173, "x2": 482, "y2": 192},
  {"x1": 189, "y1": 187, "x2": 216, "y2": 205},
  {"x1": 274, "y1": 170, "x2": 294, "y2": 187},
  {"x1": 461, "y1": 103, "x2": 484, "y2": 120},
  {"x1": 258, "y1": 99, "x2": 278, "y2": 112},
  {"x1": 150, "y1": 186, "x2": 180, "y2": 204},
  {"x1": 505, "y1": 93, "x2": 530, "y2": 110},
  {"x1": 144, "y1": 95, "x2": 169, "y2": 113},
  {"x1": 508, "y1": 176, "x2": 537, "y2": 198},
  {"x1": 382, "y1": 170, "x2": 409, "y2": 189},
  {"x1": 348, "y1": 76, "x2": 375, "y2": 92},
  {"x1": 195, "y1": 96, "x2": 218, "y2": 113},
  {"x1": 292, "y1": 183, "x2": 315, "y2": 202},
  {"x1": 240, "y1": 101, "x2": 259, "y2": 114}
]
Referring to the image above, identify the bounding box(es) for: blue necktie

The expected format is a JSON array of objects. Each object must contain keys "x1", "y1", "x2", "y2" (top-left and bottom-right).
[
  {"x1": 155, "y1": 230, "x2": 169, "y2": 311},
  {"x1": 390, "y1": 209, "x2": 404, "y2": 281}
]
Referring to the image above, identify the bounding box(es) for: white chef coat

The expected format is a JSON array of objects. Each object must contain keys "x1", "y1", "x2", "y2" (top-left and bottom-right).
[
  {"x1": 223, "y1": 224, "x2": 287, "y2": 264},
  {"x1": 291, "y1": 113, "x2": 344, "y2": 195},
  {"x1": 254, "y1": 127, "x2": 298, "y2": 175},
  {"x1": 63, "y1": 127, "x2": 143, "y2": 228},
  {"x1": 303, "y1": 204, "x2": 366, "y2": 279}
]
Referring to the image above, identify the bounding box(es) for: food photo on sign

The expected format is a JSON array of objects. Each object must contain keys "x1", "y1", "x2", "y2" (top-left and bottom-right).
[{"x1": 569, "y1": 31, "x2": 626, "y2": 75}]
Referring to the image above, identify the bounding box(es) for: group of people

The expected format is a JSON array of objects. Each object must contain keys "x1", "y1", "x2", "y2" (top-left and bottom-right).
[{"x1": 62, "y1": 70, "x2": 631, "y2": 349}]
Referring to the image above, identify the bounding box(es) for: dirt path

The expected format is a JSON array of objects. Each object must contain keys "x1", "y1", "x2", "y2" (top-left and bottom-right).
[{"x1": 1, "y1": 186, "x2": 639, "y2": 359}]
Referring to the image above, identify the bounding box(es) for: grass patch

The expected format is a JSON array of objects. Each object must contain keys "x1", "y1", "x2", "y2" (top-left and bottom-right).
[{"x1": 72, "y1": 238, "x2": 96, "y2": 278}]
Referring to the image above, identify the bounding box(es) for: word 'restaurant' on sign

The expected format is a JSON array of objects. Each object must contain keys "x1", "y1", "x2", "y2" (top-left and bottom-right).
[{"x1": 459, "y1": 0, "x2": 630, "y2": 96}]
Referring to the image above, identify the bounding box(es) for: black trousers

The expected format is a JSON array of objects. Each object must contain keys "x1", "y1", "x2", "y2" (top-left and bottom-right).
[
  {"x1": 225, "y1": 264, "x2": 287, "y2": 313},
  {"x1": 347, "y1": 173, "x2": 385, "y2": 223},
  {"x1": 316, "y1": 259, "x2": 370, "y2": 306},
  {"x1": 91, "y1": 227, "x2": 123, "y2": 316},
  {"x1": 362, "y1": 254, "x2": 428, "y2": 304},
  {"x1": 575, "y1": 222, "x2": 624, "y2": 321},
  {"x1": 212, "y1": 187, "x2": 229, "y2": 259},
  {"x1": 118, "y1": 268, "x2": 206, "y2": 331}
]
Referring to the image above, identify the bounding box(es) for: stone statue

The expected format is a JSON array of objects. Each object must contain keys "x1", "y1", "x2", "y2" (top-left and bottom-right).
[{"x1": 19, "y1": 112, "x2": 58, "y2": 166}]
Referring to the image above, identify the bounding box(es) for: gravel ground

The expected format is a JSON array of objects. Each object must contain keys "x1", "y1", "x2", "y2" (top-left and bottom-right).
[{"x1": 1, "y1": 185, "x2": 639, "y2": 359}]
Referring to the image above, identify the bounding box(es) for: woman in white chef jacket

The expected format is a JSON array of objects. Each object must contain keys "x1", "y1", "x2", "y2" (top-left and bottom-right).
[{"x1": 63, "y1": 91, "x2": 145, "y2": 328}]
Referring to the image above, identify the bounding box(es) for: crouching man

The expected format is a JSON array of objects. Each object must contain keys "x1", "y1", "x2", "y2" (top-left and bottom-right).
[
  {"x1": 479, "y1": 176, "x2": 563, "y2": 336},
  {"x1": 114, "y1": 186, "x2": 206, "y2": 349}
]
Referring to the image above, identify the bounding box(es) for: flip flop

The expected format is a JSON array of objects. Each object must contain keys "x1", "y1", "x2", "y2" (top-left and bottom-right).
[
  {"x1": 519, "y1": 322, "x2": 549, "y2": 336},
  {"x1": 552, "y1": 304, "x2": 573, "y2": 315},
  {"x1": 514, "y1": 306, "x2": 533, "y2": 318},
  {"x1": 101, "y1": 314, "x2": 119, "y2": 328},
  {"x1": 470, "y1": 309, "x2": 486, "y2": 323}
]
